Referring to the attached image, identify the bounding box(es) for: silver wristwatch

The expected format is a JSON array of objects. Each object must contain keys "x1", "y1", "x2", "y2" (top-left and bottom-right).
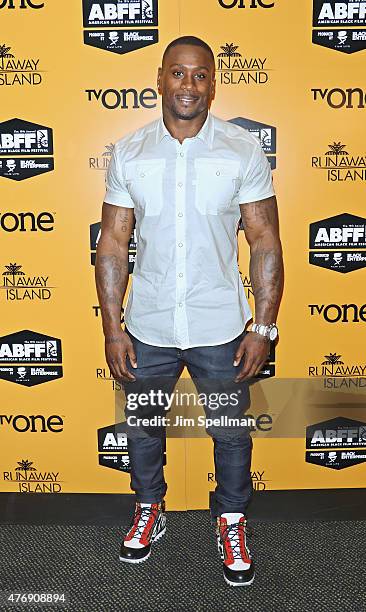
[{"x1": 250, "y1": 322, "x2": 278, "y2": 341}]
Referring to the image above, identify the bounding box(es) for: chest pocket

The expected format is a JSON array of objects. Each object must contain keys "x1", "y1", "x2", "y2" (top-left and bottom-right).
[
  {"x1": 125, "y1": 159, "x2": 166, "y2": 217},
  {"x1": 194, "y1": 158, "x2": 240, "y2": 215}
]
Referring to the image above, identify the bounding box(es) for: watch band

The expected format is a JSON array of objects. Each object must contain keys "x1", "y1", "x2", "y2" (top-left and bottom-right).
[{"x1": 250, "y1": 322, "x2": 278, "y2": 340}]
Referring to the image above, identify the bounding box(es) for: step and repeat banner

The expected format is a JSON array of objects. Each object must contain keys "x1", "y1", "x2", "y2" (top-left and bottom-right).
[{"x1": 0, "y1": 0, "x2": 365, "y2": 509}]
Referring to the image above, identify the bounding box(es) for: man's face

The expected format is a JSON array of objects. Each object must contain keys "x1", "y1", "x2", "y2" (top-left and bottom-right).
[{"x1": 157, "y1": 44, "x2": 215, "y2": 121}]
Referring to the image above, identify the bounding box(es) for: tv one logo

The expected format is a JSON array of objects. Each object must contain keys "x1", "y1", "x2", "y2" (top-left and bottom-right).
[
  {"x1": 0, "y1": 414, "x2": 63, "y2": 432},
  {"x1": 218, "y1": 0, "x2": 274, "y2": 8},
  {"x1": 0, "y1": 0, "x2": 44, "y2": 7},
  {"x1": 0, "y1": 212, "x2": 55, "y2": 232},
  {"x1": 311, "y1": 87, "x2": 366, "y2": 108},
  {"x1": 309, "y1": 213, "x2": 366, "y2": 273},
  {"x1": 309, "y1": 303, "x2": 366, "y2": 322}
]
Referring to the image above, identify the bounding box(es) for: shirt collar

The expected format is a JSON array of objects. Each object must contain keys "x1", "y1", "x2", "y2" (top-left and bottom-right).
[{"x1": 156, "y1": 111, "x2": 214, "y2": 149}]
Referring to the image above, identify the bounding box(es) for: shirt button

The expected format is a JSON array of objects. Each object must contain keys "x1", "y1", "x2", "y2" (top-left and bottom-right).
[
  {"x1": 179, "y1": 152, "x2": 184, "y2": 157},
  {"x1": 216, "y1": 171, "x2": 220, "y2": 176},
  {"x1": 178, "y1": 181, "x2": 183, "y2": 187},
  {"x1": 178, "y1": 303, "x2": 183, "y2": 307},
  {"x1": 178, "y1": 273, "x2": 183, "y2": 278},
  {"x1": 178, "y1": 212, "x2": 183, "y2": 217},
  {"x1": 140, "y1": 172, "x2": 145, "y2": 178},
  {"x1": 178, "y1": 242, "x2": 183, "y2": 247}
]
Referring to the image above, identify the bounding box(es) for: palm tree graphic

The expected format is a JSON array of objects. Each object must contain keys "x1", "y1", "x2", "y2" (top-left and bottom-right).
[
  {"x1": 325, "y1": 142, "x2": 349, "y2": 157},
  {"x1": 322, "y1": 353, "x2": 344, "y2": 365},
  {"x1": 102, "y1": 144, "x2": 114, "y2": 157},
  {"x1": 218, "y1": 43, "x2": 242, "y2": 58},
  {"x1": 3, "y1": 263, "x2": 25, "y2": 286},
  {"x1": 15, "y1": 459, "x2": 37, "y2": 473},
  {"x1": 0, "y1": 44, "x2": 14, "y2": 59}
]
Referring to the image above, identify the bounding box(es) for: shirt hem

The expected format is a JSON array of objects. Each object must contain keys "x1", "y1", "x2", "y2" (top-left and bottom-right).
[{"x1": 125, "y1": 316, "x2": 252, "y2": 350}]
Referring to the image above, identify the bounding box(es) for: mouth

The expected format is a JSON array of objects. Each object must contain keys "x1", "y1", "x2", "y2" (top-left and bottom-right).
[{"x1": 176, "y1": 95, "x2": 199, "y2": 104}]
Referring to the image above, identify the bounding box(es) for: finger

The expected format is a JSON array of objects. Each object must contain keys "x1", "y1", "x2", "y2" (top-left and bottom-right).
[
  {"x1": 120, "y1": 351, "x2": 136, "y2": 381},
  {"x1": 234, "y1": 351, "x2": 254, "y2": 381},
  {"x1": 233, "y1": 339, "x2": 246, "y2": 367},
  {"x1": 126, "y1": 342, "x2": 137, "y2": 369}
]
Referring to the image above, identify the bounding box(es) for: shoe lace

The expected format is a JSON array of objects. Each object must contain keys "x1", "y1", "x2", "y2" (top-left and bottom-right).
[
  {"x1": 221, "y1": 521, "x2": 249, "y2": 561},
  {"x1": 130, "y1": 506, "x2": 157, "y2": 539}
]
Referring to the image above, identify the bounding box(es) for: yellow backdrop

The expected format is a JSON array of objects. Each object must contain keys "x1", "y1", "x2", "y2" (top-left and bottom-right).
[{"x1": 1, "y1": 0, "x2": 365, "y2": 509}]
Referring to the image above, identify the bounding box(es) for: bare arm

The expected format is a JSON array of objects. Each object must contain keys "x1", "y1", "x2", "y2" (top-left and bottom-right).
[
  {"x1": 95, "y1": 203, "x2": 137, "y2": 381},
  {"x1": 234, "y1": 196, "x2": 284, "y2": 380}
]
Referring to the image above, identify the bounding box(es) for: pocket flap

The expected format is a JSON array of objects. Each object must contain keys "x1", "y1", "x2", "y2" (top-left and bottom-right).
[{"x1": 125, "y1": 158, "x2": 166, "y2": 181}]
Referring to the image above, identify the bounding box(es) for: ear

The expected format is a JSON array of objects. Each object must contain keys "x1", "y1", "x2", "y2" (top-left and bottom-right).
[{"x1": 157, "y1": 67, "x2": 162, "y2": 94}]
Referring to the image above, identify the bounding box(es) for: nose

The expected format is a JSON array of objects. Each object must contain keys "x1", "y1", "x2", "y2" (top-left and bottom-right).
[{"x1": 181, "y1": 73, "x2": 194, "y2": 90}]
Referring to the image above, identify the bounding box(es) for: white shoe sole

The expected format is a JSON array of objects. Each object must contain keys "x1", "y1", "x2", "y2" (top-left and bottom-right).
[
  {"x1": 119, "y1": 526, "x2": 166, "y2": 564},
  {"x1": 223, "y1": 571, "x2": 255, "y2": 587}
]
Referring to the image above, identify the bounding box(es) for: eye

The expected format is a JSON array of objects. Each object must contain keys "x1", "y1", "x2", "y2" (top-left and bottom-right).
[
  {"x1": 172, "y1": 70, "x2": 184, "y2": 78},
  {"x1": 195, "y1": 73, "x2": 207, "y2": 80}
]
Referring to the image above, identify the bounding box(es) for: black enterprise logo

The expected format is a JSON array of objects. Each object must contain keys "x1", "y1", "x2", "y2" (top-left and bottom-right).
[
  {"x1": 0, "y1": 329, "x2": 63, "y2": 386},
  {"x1": 312, "y1": 141, "x2": 366, "y2": 181},
  {"x1": 309, "y1": 213, "x2": 366, "y2": 273},
  {"x1": 216, "y1": 43, "x2": 271, "y2": 86},
  {"x1": 306, "y1": 417, "x2": 366, "y2": 470},
  {"x1": 0, "y1": 43, "x2": 43, "y2": 86},
  {"x1": 0, "y1": 118, "x2": 54, "y2": 181}
]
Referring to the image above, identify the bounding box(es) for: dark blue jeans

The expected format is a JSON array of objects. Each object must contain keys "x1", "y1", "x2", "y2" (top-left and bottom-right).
[{"x1": 122, "y1": 328, "x2": 253, "y2": 517}]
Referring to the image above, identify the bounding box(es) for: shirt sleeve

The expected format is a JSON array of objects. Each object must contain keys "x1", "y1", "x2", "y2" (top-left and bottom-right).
[
  {"x1": 237, "y1": 142, "x2": 275, "y2": 204},
  {"x1": 104, "y1": 145, "x2": 135, "y2": 208}
]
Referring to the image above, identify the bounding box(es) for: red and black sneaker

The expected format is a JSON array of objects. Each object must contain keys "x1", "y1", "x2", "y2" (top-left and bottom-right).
[
  {"x1": 119, "y1": 501, "x2": 166, "y2": 564},
  {"x1": 216, "y1": 513, "x2": 255, "y2": 586}
]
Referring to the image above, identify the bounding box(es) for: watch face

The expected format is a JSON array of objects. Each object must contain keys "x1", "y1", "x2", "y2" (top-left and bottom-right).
[{"x1": 269, "y1": 327, "x2": 278, "y2": 341}]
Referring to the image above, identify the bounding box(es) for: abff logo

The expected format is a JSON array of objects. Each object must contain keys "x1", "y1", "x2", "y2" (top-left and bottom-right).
[
  {"x1": 90, "y1": 220, "x2": 136, "y2": 273},
  {"x1": 83, "y1": 0, "x2": 158, "y2": 27},
  {"x1": 0, "y1": 329, "x2": 63, "y2": 386},
  {"x1": 309, "y1": 212, "x2": 366, "y2": 273},
  {"x1": 313, "y1": 0, "x2": 366, "y2": 53},
  {"x1": 0, "y1": 118, "x2": 54, "y2": 181}
]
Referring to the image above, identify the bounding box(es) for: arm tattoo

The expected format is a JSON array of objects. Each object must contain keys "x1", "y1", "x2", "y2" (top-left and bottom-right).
[
  {"x1": 95, "y1": 206, "x2": 132, "y2": 336},
  {"x1": 241, "y1": 198, "x2": 283, "y2": 324}
]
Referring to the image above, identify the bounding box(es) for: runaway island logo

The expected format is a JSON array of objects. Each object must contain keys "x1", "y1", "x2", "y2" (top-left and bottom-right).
[
  {"x1": 216, "y1": 42, "x2": 270, "y2": 85},
  {"x1": 312, "y1": 141, "x2": 366, "y2": 181},
  {"x1": 309, "y1": 352, "x2": 366, "y2": 387},
  {"x1": 0, "y1": 43, "x2": 42, "y2": 86},
  {"x1": 1, "y1": 262, "x2": 54, "y2": 301},
  {"x1": 3, "y1": 459, "x2": 62, "y2": 492}
]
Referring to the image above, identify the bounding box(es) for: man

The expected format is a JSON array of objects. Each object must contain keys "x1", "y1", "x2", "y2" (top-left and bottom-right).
[{"x1": 95, "y1": 35, "x2": 283, "y2": 587}]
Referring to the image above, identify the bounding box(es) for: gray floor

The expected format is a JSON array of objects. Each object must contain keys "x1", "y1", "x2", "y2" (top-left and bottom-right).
[{"x1": 1, "y1": 511, "x2": 365, "y2": 612}]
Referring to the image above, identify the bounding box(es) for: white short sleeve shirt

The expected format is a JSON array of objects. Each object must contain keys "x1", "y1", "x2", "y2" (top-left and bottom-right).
[{"x1": 104, "y1": 112, "x2": 275, "y2": 349}]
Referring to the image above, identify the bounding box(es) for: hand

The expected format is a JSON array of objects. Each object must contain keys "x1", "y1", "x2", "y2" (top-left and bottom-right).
[
  {"x1": 105, "y1": 329, "x2": 137, "y2": 382},
  {"x1": 233, "y1": 332, "x2": 270, "y2": 382}
]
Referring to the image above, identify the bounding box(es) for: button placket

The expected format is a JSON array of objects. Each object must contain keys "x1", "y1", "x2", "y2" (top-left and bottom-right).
[{"x1": 174, "y1": 141, "x2": 189, "y2": 347}]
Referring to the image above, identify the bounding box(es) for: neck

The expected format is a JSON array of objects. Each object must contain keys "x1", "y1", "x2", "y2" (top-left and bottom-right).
[{"x1": 162, "y1": 109, "x2": 208, "y2": 144}]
